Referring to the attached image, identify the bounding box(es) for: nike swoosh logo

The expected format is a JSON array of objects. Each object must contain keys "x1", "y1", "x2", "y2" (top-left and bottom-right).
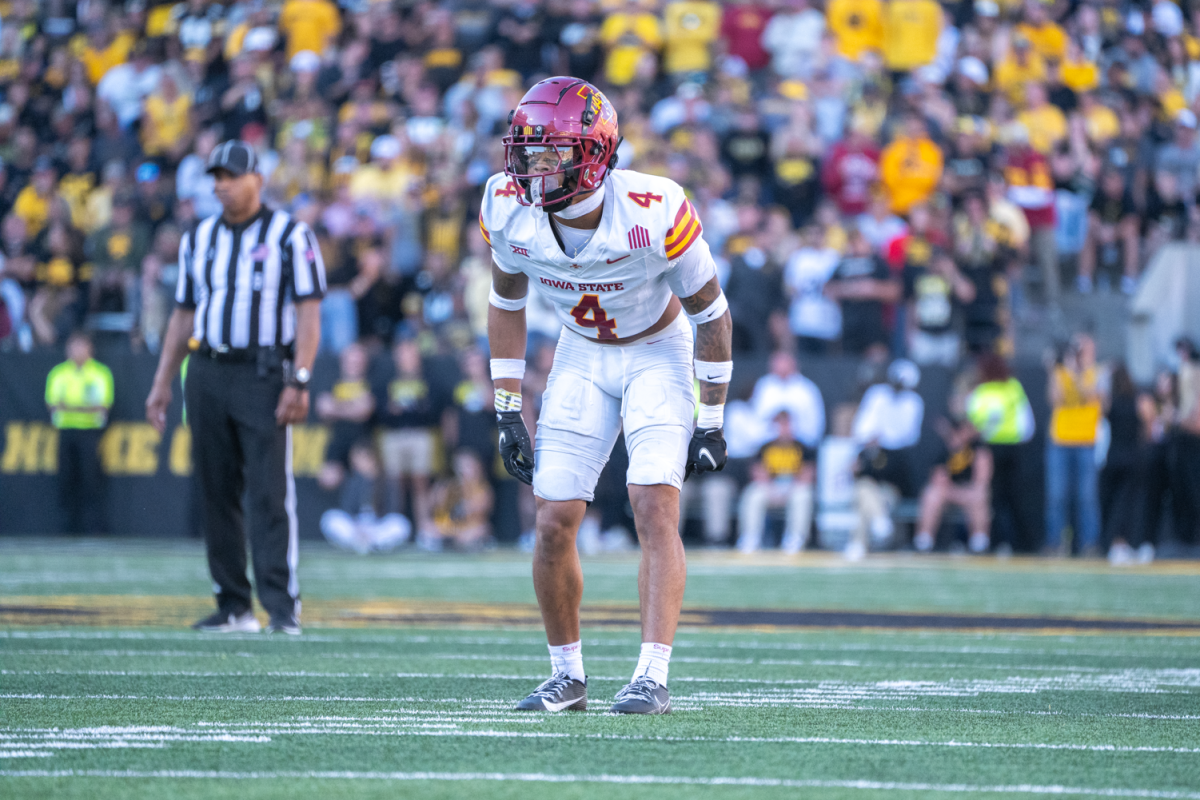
[
  {"x1": 541, "y1": 696, "x2": 581, "y2": 711},
  {"x1": 499, "y1": 432, "x2": 507, "y2": 446},
  {"x1": 699, "y1": 449, "x2": 717, "y2": 469},
  {"x1": 606, "y1": 255, "x2": 630, "y2": 263}
]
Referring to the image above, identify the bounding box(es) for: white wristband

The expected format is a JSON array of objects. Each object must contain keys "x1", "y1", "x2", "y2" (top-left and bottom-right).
[
  {"x1": 695, "y1": 359, "x2": 733, "y2": 384},
  {"x1": 697, "y1": 403, "x2": 724, "y2": 429},
  {"x1": 489, "y1": 285, "x2": 528, "y2": 311},
  {"x1": 490, "y1": 358, "x2": 526, "y2": 381},
  {"x1": 685, "y1": 289, "x2": 728, "y2": 325}
]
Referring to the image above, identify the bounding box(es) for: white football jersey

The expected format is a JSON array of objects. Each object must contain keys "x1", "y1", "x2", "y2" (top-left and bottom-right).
[{"x1": 480, "y1": 169, "x2": 714, "y2": 342}]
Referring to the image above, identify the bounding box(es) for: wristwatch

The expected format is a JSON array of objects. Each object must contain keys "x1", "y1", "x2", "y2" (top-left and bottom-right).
[{"x1": 288, "y1": 365, "x2": 311, "y2": 389}]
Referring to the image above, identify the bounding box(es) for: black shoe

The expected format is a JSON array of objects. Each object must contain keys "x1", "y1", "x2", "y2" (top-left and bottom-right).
[
  {"x1": 192, "y1": 610, "x2": 261, "y2": 633},
  {"x1": 610, "y1": 676, "x2": 671, "y2": 714},
  {"x1": 514, "y1": 673, "x2": 587, "y2": 711},
  {"x1": 264, "y1": 613, "x2": 301, "y2": 635}
]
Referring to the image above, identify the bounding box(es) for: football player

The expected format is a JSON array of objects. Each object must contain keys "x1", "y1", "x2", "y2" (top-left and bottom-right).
[{"x1": 482, "y1": 78, "x2": 733, "y2": 715}]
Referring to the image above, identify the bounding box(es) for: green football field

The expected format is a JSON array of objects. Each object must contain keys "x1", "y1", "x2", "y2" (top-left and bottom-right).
[{"x1": 2, "y1": 539, "x2": 1200, "y2": 799}]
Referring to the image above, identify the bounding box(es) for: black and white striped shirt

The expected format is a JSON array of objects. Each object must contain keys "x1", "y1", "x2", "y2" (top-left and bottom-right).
[{"x1": 175, "y1": 207, "x2": 326, "y2": 349}]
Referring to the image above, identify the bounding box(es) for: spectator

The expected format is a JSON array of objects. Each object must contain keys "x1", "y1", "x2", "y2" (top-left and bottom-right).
[
  {"x1": 663, "y1": 0, "x2": 721, "y2": 77},
  {"x1": 850, "y1": 358, "x2": 925, "y2": 559},
  {"x1": 315, "y1": 341, "x2": 376, "y2": 490},
  {"x1": 1156, "y1": 109, "x2": 1200, "y2": 205},
  {"x1": 1126, "y1": 369, "x2": 1179, "y2": 565},
  {"x1": 319, "y1": 440, "x2": 411, "y2": 554},
  {"x1": 141, "y1": 70, "x2": 193, "y2": 165},
  {"x1": 736, "y1": 411, "x2": 816, "y2": 554},
  {"x1": 827, "y1": 0, "x2": 883, "y2": 61},
  {"x1": 1172, "y1": 338, "x2": 1200, "y2": 547},
  {"x1": 881, "y1": 0, "x2": 942, "y2": 77},
  {"x1": 278, "y1": 0, "x2": 342, "y2": 60},
  {"x1": 1002, "y1": 123, "x2": 1059, "y2": 304},
  {"x1": 825, "y1": 228, "x2": 899, "y2": 360},
  {"x1": 954, "y1": 193, "x2": 1011, "y2": 355},
  {"x1": 966, "y1": 353, "x2": 1035, "y2": 554},
  {"x1": 821, "y1": 121, "x2": 881, "y2": 217},
  {"x1": 750, "y1": 350, "x2": 826, "y2": 449},
  {"x1": 784, "y1": 224, "x2": 842, "y2": 353},
  {"x1": 1102, "y1": 364, "x2": 1142, "y2": 562},
  {"x1": 905, "y1": 248, "x2": 974, "y2": 368},
  {"x1": 175, "y1": 128, "x2": 222, "y2": 220},
  {"x1": 376, "y1": 337, "x2": 438, "y2": 533},
  {"x1": 599, "y1": 2, "x2": 664, "y2": 87},
  {"x1": 139, "y1": 224, "x2": 181, "y2": 353},
  {"x1": 720, "y1": 1, "x2": 773, "y2": 72},
  {"x1": 425, "y1": 449, "x2": 494, "y2": 551},
  {"x1": 12, "y1": 157, "x2": 57, "y2": 238},
  {"x1": 45, "y1": 331, "x2": 113, "y2": 534},
  {"x1": 762, "y1": 0, "x2": 826, "y2": 80},
  {"x1": 1079, "y1": 169, "x2": 1140, "y2": 296},
  {"x1": 879, "y1": 116, "x2": 943, "y2": 215},
  {"x1": 1044, "y1": 333, "x2": 1103, "y2": 556},
  {"x1": 914, "y1": 415, "x2": 993, "y2": 553}
]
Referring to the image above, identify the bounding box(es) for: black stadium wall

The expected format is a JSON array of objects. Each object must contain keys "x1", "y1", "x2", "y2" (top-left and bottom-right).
[{"x1": 0, "y1": 349, "x2": 1049, "y2": 548}]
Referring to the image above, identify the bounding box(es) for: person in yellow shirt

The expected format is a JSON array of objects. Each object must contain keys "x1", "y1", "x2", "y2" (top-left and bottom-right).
[
  {"x1": 1016, "y1": 82, "x2": 1067, "y2": 155},
  {"x1": 879, "y1": 116, "x2": 944, "y2": 214},
  {"x1": 663, "y1": 0, "x2": 720, "y2": 75},
  {"x1": 1059, "y1": 39, "x2": 1099, "y2": 93},
  {"x1": 80, "y1": 27, "x2": 136, "y2": 84},
  {"x1": 1045, "y1": 333, "x2": 1102, "y2": 556},
  {"x1": 1015, "y1": 0, "x2": 1066, "y2": 63},
  {"x1": 827, "y1": 0, "x2": 884, "y2": 60},
  {"x1": 278, "y1": 0, "x2": 342, "y2": 59},
  {"x1": 882, "y1": 0, "x2": 942, "y2": 74},
  {"x1": 141, "y1": 73, "x2": 193, "y2": 162},
  {"x1": 13, "y1": 159, "x2": 58, "y2": 238},
  {"x1": 45, "y1": 331, "x2": 114, "y2": 534},
  {"x1": 993, "y1": 34, "x2": 1046, "y2": 104},
  {"x1": 600, "y1": 2, "x2": 664, "y2": 86}
]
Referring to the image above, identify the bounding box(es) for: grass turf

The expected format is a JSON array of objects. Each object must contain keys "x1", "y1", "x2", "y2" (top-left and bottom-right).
[{"x1": 2, "y1": 539, "x2": 1199, "y2": 799}]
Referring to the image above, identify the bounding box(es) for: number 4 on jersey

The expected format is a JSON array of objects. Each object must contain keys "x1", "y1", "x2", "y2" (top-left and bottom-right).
[
  {"x1": 570, "y1": 294, "x2": 618, "y2": 340},
  {"x1": 627, "y1": 191, "x2": 663, "y2": 208}
]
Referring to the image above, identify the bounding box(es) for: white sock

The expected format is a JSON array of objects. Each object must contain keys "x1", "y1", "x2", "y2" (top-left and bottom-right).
[
  {"x1": 633, "y1": 642, "x2": 672, "y2": 686},
  {"x1": 548, "y1": 641, "x2": 585, "y2": 682}
]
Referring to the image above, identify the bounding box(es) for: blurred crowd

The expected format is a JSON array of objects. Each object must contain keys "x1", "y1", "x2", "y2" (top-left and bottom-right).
[{"x1": 5, "y1": 0, "x2": 1200, "y2": 556}]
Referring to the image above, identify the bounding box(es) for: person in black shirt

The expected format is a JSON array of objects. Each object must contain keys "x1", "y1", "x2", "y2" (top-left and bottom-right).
[
  {"x1": 914, "y1": 415, "x2": 993, "y2": 553},
  {"x1": 375, "y1": 337, "x2": 439, "y2": 532},
  {"x1": 1101, "y1": 364, "x2": 1141, "y2": 559},
  {"x1": 904, "y1": 248, "x2": 975, "y2": 367},
  {"x1": 315, "y1": 341, "x2": 376, "y2": 489},
  {"x1": 1079, "y1": 169, "x2": 1140, "y2": 294},
  {"x1": 826, "y1": 229, "x2": 900, "y2": 360}
]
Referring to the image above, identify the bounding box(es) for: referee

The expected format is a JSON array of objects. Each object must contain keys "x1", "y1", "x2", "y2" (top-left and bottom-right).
[{"x1": 146, "y1": 140, "x2": 325, "y2": 635}]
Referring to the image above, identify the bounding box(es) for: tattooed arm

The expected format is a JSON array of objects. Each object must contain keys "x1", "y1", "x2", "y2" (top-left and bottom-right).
[{"x1": 680, "y1": 275, "x2": 733, "y2": 407}]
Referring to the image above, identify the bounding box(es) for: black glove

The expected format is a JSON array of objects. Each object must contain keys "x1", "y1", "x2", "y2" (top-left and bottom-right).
[
  {"x1": 685, "y1": 427, "x2": 727, "y2": 480},
  {"x1": 497, "y1": 410, "x2": 535, "y2": 485}
]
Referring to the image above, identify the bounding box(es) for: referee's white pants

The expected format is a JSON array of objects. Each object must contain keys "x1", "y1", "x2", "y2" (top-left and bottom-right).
[{"x1": 532, "y1": 313, "x2": 696, "y2": 503}]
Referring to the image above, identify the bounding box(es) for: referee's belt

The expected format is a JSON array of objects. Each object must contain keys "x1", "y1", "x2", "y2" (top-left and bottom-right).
[{"x1": 196, "y1": 343, "x2": 292, "y2": 364}]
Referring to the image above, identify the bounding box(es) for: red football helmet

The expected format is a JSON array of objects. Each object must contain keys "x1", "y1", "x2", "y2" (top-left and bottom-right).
[{"x1": 502, "y1": 77, "x2": 620, "y2": 213}]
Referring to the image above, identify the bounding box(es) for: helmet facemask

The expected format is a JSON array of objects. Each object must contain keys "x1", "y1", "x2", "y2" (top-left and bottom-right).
[{"x1": 504, "y1": 138, "x2": 592, "y2": 214}]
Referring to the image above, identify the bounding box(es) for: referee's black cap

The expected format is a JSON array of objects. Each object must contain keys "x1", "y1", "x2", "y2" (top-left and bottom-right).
[{"x1": 206, "y1": 140, "x2": 259, "y2": 176}]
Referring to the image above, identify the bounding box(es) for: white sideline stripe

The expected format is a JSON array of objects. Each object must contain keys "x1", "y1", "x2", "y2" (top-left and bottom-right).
[{"x1": 2, "y1": 770, "x2": 1199, "y2": 798}]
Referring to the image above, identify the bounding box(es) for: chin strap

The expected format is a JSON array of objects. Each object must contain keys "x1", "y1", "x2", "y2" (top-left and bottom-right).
[{"x1": 552, "y1": 185, "x2": 605, "y2": 219}]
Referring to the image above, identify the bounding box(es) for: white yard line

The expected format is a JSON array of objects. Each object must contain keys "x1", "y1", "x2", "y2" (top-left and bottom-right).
[
  {"x1": 1, "y1": 769, "x2": 1199, "y2": 798},
  {"x1": 3, "y1": 723, "x2": 1198, "y2": 756}
]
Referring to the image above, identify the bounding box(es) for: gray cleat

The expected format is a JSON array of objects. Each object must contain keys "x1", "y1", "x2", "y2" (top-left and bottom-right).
[
  {"x1": 514, "y1": 673, "x2": 587, "y2": 711},
  {"x1": 610, "y1": 676, "x2": 671, "y2": 714}
]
